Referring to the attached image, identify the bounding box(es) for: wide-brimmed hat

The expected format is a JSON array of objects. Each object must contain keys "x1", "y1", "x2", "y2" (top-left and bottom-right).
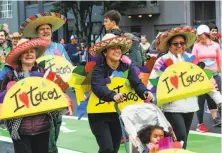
[
  {"x1": 89, "y1": 33, "x2": 132, "y2": 56},
  {"x1": 9, "y1": 32, "x2": 22, "y2": 38},
  {"x1": 156, "y1": 26, "x2": 197, "y2": 52},
  {"x1": 20, "y1": 12, "x2": 66, "y2": 38},
  {"x1": 5, "y1": 38, "x2": 50, "y2": 66}
]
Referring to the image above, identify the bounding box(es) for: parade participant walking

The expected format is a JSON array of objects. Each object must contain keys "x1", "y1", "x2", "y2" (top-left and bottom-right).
[
  {"x1": 0, "y1": 38, "x2": 52, "y2": 153},
  {"x1": 148, "y1": 26, "x2": 198, "y2": 149},
  {"x1": 88, "y1": 33, "x2": 153, "y2": 153},
  {"x1": 20, "y1": 12, "x2": 72, "y2": 153},
  {"x1": 20, "y1": 12, "x2": 71, "y2": 63},
  {"x1": 9, "y1": 32, "x2": 22, "y2": 49},
  {"x1": 192, "y1": 25, "x2": 221, "y2": 130}
]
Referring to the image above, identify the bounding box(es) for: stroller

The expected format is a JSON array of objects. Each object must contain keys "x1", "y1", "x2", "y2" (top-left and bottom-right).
[{"x1": 115, "y1": 103, "x2": 176, "y2": 153}]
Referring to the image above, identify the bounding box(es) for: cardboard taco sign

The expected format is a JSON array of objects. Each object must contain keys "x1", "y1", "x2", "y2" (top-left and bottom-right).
[
  {"x1": 0, "y1": 77, "x2": 68, "y2": 120},
  {"x1": 37, "y1": 55, "x2": 75, "y2": 82},
  {"x1": 156, "y1": 62, "x2": 212, "y2": 106},
  {"x1": 87, "y1": 78, "x2": 143, "y2": 113}
]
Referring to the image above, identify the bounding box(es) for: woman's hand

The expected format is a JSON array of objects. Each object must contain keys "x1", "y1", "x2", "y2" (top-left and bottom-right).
[
  {"x1": 113, "y1": 93, "x2": 125, "y2": 103},
  {"x1": 144, "y1": 91, "x2": 153, "y2": 102}
]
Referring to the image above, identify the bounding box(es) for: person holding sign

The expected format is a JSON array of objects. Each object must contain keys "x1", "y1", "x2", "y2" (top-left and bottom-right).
[
  {"x1": 88, "y1": 33, "x2": 153, "y2": 153},
  {"x1": 20, "y1": 12, "x2": 73, "y2": 153},
  {"x1": 148, "y1": 26, "x2": 222, "y2": 149},
  {"x1": 0, "y1": 38, "x2": 70, "y2": 153},
  {"x1": 148, "y1": 26, "x2": 199, "y2": 149},
  {"x1": 192, "y1": 25, "x2": 221, "y2": 131}
]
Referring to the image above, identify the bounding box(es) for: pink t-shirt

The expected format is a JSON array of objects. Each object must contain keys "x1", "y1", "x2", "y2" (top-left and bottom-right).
[{"x1": 192, "y1": 41, "x2": 222, "y2": 73}]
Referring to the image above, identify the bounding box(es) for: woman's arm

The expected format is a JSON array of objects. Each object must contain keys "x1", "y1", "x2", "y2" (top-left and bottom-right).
[{"x1": 216, "y1": 45, "x2": 222, "y2": 73}]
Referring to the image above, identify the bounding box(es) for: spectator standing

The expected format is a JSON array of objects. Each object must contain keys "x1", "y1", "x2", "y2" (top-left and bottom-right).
[{"x1": 65, "y1": 35, "x2": 81, "y2": 66}]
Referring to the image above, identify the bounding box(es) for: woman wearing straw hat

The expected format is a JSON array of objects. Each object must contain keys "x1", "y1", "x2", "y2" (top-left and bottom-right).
[
  {"x1": 9, "y1": 32, "x2": 22, "y2": 49},
  {"x1": 148, "y1": 25, "x2": 221, "y2": 149},
  {"x1": 0, "y1": 38, "x2": 53, "y2": 153},
  {"x1": 88, "y1": 33, "x2": 153, "y2": 153},
  {"x1": 147, "y1": 26, "x2": 199, "y2": 149},
  {"x1": 20, "y1": 12, "x2": 73, "y2": 153}
]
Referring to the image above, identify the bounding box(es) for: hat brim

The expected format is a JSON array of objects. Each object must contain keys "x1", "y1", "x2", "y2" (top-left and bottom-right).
[
  {"x1": 156, "y1": 26, "x2": 197, "y2": 52},
  {"x1": 89, "y1": 36, "x2": 132, "y2": 56},
  {"x1": 20, "y1": 12, "x2": 66, "y2": 38},
  {"x1": 5, "y1": 38, "x2": 50, "y2": 66},
  {"x1": 9, "y1": 34, "x2": 22, "y2": 38}
]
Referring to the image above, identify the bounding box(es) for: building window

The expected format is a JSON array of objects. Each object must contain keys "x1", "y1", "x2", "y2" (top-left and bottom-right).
[
  {"x1": 131, "y1": 26, "x2": 141, "y2": 34},
  {"x1": 131, "y1": 1, "x2": 147, "y2": 8},
  {"x1": 0, "y1": 1, "x2": 12, "y2": 18},
  {"x1": 151, "y1": 0, "x2": 158, "y2": 6},
  {"x1": 25, "y1": 1, "x2": 38, "y2": 6}
]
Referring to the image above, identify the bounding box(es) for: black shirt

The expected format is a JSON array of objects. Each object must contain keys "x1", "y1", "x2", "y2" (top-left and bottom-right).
[{"x1": 91, "y1": 61, "x2": 149, "y2": 102}]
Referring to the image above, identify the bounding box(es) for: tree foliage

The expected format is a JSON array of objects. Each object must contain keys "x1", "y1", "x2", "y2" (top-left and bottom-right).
[{"x1": 51, "y1": 1, "x2": 144, "y2": 44}]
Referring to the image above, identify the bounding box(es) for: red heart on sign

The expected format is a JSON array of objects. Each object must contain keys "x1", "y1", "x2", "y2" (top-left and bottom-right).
[
  {"x1": 85, "y1": 61, "x2": 96, "y2": 72},
  {"x1": 165, "y1": 58, "x2": 174, "y2": 67},
  {"x1": 170, "y1": 75, "x2": 179, "y2": 89},
  {"x1": 19, "y1": 92, "x2": 29, "y2": 108}
]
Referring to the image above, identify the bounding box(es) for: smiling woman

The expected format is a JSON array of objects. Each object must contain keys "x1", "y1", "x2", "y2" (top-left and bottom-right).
[
  {"x1": 88, "y1": 33, "x2": 154, "y2": 153},
  {"x1": 0, "y1": 38, "x2": 71, "y2": 153}
]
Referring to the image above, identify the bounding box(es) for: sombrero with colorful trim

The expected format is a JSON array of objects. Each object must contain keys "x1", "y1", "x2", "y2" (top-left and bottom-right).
[
  {"x1": 20, "y1": 12, "x2": 66, "y2": 38},
  {"x1": 156, "y1": 26, "x2": 197, "y2": 52},
  {"x1": 5, "y1": 38, "x2": 50, "y2": 66},
  {"x1": 89, "y1": 33, "x2": 133, "y2": 56}
]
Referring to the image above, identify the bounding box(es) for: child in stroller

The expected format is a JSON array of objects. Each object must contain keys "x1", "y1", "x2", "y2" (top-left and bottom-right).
[
  {"x1": 137, "y1": 125, "x2": 181, "y2": 153},
  {"x1": 121, "y1": 103, "x2": 175, "y2": 153}
]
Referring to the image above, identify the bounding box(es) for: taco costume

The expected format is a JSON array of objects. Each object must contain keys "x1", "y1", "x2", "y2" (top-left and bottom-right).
[
  {"x1": 20, "y1": 12, "x2": 70, "y2": 153},
  {"x1": 88, "y1": 33, "x2": 151, "y2": 153}
]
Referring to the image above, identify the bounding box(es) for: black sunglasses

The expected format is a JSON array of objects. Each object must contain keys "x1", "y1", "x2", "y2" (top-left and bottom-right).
[{"x1": 170, "y1": 42, "x2": 186, "y2": 47}]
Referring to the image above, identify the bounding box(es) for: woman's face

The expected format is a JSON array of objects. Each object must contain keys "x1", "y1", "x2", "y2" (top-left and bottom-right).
[
  {"x1": 20, "y1": 49, "x2": 36, "y2": 65},
  {"x1": 210, "y1": 28, "x2": 218, "y2": 39},
  {"x1": 168, "y1": 36, "x2": 186, "y2": 56},
  {"x1": 150, "y1": 129, "x2": 164, "y2": 144},
  {"x1": 198, "y1": 34, "x2": 210, "y2": 44},
  {"x1": 12, "y1": 37, "x2": 21, "y2": 47},
  {"x1": 105, "y1": 46, "x2": 122, "y2": 62}
]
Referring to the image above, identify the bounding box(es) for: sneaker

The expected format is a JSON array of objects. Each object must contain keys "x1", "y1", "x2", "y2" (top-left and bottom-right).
[
  {"x1": 212, "y1": 117, "x2": 221, "y2": 127},
  {"x1": 196, "y1": 123, "x2": 208, "y2": 132}
]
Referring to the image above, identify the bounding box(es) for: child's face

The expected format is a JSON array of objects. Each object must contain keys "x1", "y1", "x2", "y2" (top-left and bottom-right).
[{"x1": 150, "y1": 129, "x2": 164, "y2": 144}]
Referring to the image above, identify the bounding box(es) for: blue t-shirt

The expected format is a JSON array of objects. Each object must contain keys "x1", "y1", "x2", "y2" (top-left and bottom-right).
[{"x1": 43, "y1": 42, "x2": 72, "y2": 63}]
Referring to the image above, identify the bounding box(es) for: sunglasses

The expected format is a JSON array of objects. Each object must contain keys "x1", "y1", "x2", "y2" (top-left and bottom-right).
[{"x1": 170, "y1": 42, "x2": 186, "y2": 47}]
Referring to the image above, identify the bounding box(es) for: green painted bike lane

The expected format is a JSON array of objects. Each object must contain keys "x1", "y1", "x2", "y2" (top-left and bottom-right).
[{"x1": 0, "y1": 116, "x2": 221, "y2": 153}]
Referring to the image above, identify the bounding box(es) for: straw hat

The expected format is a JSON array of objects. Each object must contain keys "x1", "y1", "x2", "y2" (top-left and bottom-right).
[
  {"x1": 20, "y1": 12, "x2": 66, "y2": 38},
  {"x1": 9, "y1": 32, "x2": 22, "y2": 38},
  {"x1": 5, "y1": 38, "x2": 50, "y2": 66},
  {"x1": 89, "y1": 33, "x2": 132, "y2": 56},
  {"x1": 155, "y1": 26, "x2": 197, "y2": 52}
]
